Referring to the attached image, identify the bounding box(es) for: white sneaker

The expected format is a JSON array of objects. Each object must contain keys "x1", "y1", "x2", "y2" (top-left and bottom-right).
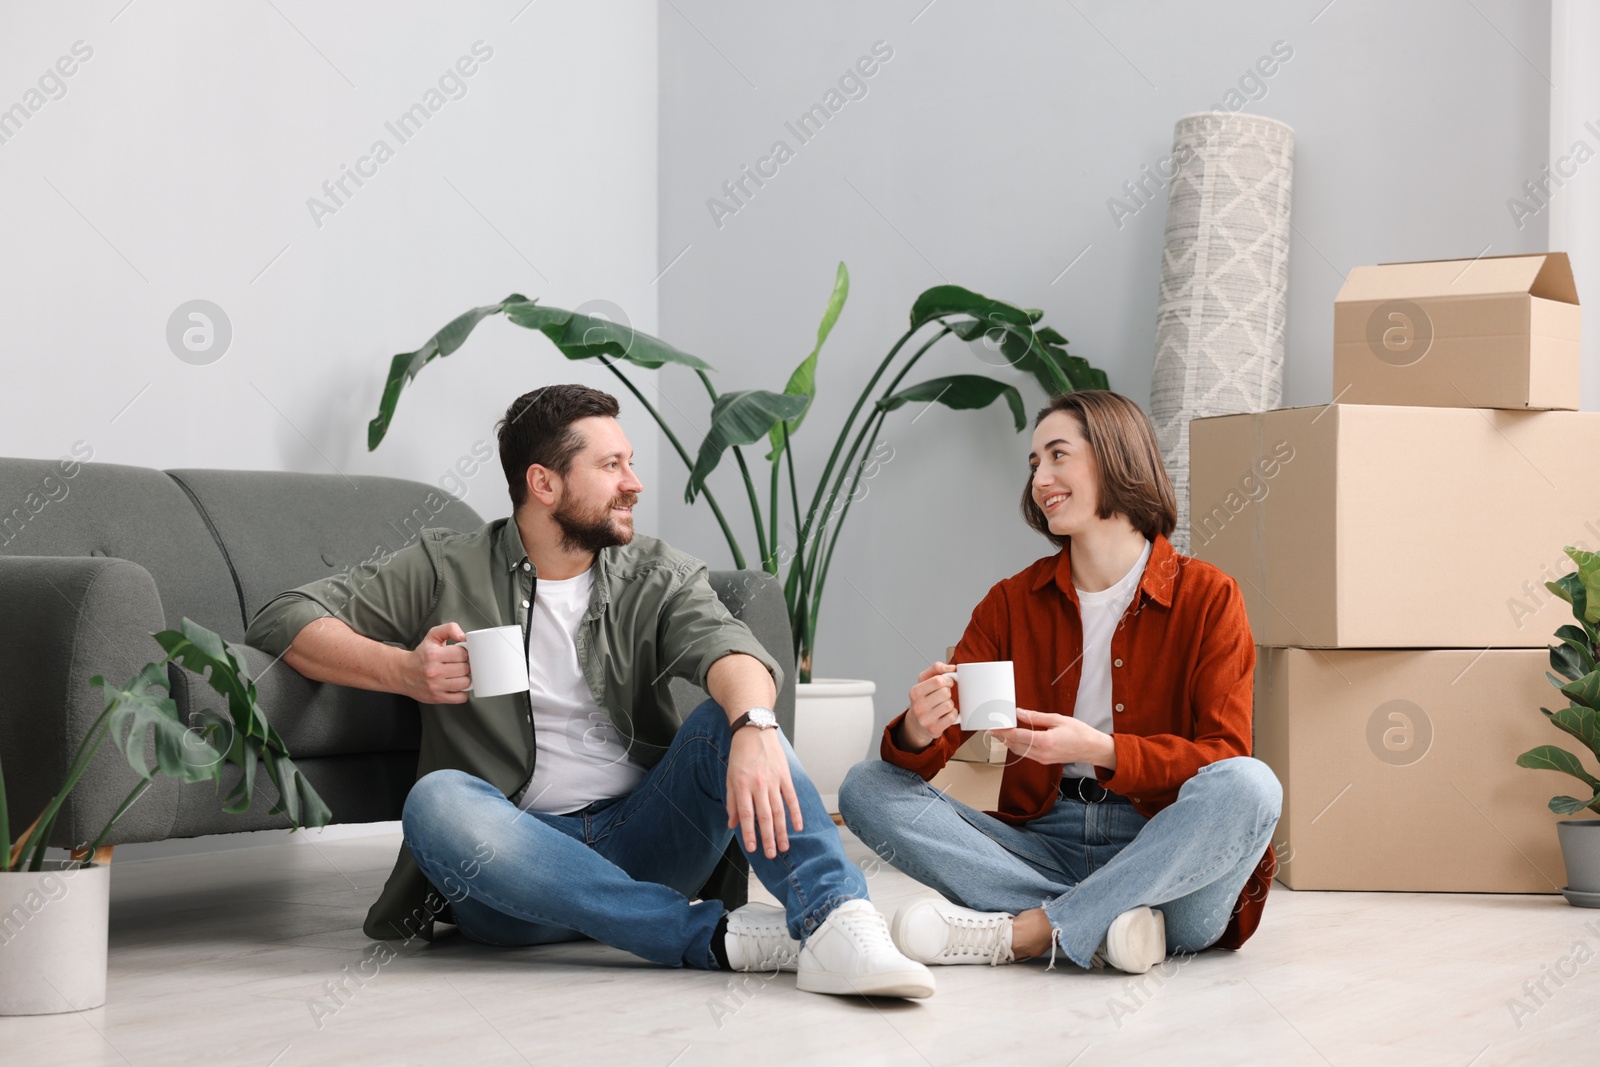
[
  {"x1": 724, "y1": 903, "x2": 801, "y2": 973},
  {"x1": 1091, "y1": 906, "x2": 1166, "y2": 974},
  {"x1": 891, "y1": 898, "x2": 1015, "y2": 966},
  {"x1": 796, "y1": 899, "x2": 936, "y2": 998}
]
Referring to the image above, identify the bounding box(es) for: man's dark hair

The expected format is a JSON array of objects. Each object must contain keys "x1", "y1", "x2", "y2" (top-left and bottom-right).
[{"x1": 496, "y1": 385, "x2": 621, "y2": 509}]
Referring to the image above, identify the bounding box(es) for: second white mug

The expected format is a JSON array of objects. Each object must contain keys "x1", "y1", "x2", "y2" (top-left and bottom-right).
[{"x1": 950, "y1": 661, "x2": 1017, "y2": 730}]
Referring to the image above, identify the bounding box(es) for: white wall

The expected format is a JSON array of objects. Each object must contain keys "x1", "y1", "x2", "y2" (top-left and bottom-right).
[
  {"x1": 1551, "y1": 0, "x2": 1600, "y2": 412},
  {"x1": 655, "y1": 0, "x2": 1554, "y2": 745},
  {"x1": 0, "y1": 0, "x2": 661, "y2": 533}
]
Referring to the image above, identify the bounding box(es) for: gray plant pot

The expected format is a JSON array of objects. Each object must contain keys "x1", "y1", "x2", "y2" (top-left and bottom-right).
[
  {"x1": 0, "y1": 861, "x2": 109, "y2": 1014},
  {"x1": 1557, "y1": 819, "x2": 1600, "y2": 903}
]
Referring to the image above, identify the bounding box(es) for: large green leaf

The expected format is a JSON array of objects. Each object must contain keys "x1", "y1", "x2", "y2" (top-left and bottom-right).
[
  {"x1": 1552, "y1": 625, "x2": 1595, "y2": 682},
  {"x1": 1547, "y1": 571, "x2": 1588, "y2": 627},
  {"x1": 1576, "y1": 547, "x2": 1600, "y2": 624},
  {"x1": 941, "y1": 304, "x2": 1107, "y2": 397},
  {"x1": 368, "y1": 295, "x2": 528, "y2": 450},
  {"x1": 767, "y1": 262, "x2": 849, "y2": 462},
  {"x1": 504, "y1": 303, "x2": 712, "y2": 372},
  {"x1": 93, "y1": 663, "x2": 224, "y2": 785},
  {"x1": 876, "y1": 375, "x2": 1027, "y2": 431},
  {"x1": 909, "y1": 285, "x2": 1037, "y2": 334},
  {"x1": 1516, "y1": 744, "x2": 1600, "y2": 790},
  {"x1": 1542, "y1": 705, "x2": 1600, "y2": 762},
  {"x1": 369, "y1": 296, "x2": 714, "y2": 451},
  {"x1": 686, "y1": 390, "x2": 809, "y2": 503},
  {"x1": 1549, "y1": 794, "x2": 1594, "y2": 815},
  {"x1": 1560, "y1": 671, "x2": 1600, "y2": 712}
]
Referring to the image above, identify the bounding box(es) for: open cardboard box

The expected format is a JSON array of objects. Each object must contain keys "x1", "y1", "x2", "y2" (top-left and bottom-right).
[
  {"x1": 928, "y1": 758, "x2": 1003, "y2": 811},
  {"x1": 1255, "y1": 646, "x2": 1566, "y2": 893},
  {"x1": 1333, "y1": 252, "x2": 1580, "y2": 410},
  {"x1": 1190, "y1": 403, "x2": 1600, "y2": 648}
]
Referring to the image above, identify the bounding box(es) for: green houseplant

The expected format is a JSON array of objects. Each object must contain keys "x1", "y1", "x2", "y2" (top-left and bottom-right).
[
  {"x1": 0, "y1": 619, "x2": 330, "y2": 1013},
  {"x1": 365, "y1": 264, "x2": 1107, "y2": 683},
  {"x1": 1516, "y1": 546, "x2": 1600, "y2": 905}
]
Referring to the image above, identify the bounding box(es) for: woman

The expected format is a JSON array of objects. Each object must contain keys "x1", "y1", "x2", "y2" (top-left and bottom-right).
[{"x1": 838, "y1": 390, "x2": 1281, "y2": 974}]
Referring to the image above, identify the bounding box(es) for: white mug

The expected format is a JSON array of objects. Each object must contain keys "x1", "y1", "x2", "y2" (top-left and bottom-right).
[
  {"x1": 949, "y1": 661, "x2": 1017, "y2": 730},
  {"x1": 464, "y1": 625, "x2": 529, "y2": 698}
]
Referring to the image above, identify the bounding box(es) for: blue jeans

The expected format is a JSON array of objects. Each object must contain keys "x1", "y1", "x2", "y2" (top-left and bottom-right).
[
  {"x1": 401, "y1": 699, "x2": 867, "y2": 970},
  {"x1": 838, "y1": 757, "x2": 1281, "y2": 968}
]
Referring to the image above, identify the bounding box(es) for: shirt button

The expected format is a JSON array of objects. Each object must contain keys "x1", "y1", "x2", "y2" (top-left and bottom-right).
[
  {"x1": 522, "y1": 562, "x2": 531, "y2": 572},
  {"x1": 521, "y1": 599, "x2": 530, "y2": 608},
  {"x1": 1113, "y1": 658, "x2": 1123, "y2": 668},
  {"x1": 1114, "y1": 703, "x2": 1125, "y2": 713}
]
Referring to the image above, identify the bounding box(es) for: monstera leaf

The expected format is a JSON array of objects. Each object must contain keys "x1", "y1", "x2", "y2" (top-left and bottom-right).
[{"x1": 155, "y1": 620, "x2": 330, "y2": 828}]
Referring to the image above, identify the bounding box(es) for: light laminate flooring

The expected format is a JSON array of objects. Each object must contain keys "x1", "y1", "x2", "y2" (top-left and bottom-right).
[{"x1": 2, "y1": 828, "x2": 1594, "y2": 1066}]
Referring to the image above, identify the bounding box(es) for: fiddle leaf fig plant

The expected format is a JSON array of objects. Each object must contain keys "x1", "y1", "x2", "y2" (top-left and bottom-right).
[
  {"x1": 2, "y1": 618, "x2": 331, "y2": 872},
  {"x1": 365, "y1": 263, "x2": 1108, "y2": 681},
  {"x1": 1517, "y1": 546, "x2": 1600, "y2": 814}
]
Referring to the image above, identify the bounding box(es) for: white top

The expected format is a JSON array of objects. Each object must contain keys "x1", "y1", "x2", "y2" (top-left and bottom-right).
[
  {"x1": 518, "y1": 565, "x2": 646, "y2": 814},
  {"x1": 1063, "y1": 539, "x2": 1152, "y2": 780}
]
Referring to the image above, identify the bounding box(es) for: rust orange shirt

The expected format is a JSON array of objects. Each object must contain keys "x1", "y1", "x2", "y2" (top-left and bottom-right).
[{"x1": 879, "y1": 533, "x2": 1275, "y2": 950}]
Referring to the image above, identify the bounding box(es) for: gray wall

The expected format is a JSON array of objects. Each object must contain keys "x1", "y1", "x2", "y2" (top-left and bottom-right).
[
  {"x1": 0, "y1": 0, "x2": 662, "y2": 535},
  {"x1": 0, "y1": 0, "x2": 660, "y2": 857},
  {"x1": 656, "y1": 0, "x2": 1553, "y2": 747}
]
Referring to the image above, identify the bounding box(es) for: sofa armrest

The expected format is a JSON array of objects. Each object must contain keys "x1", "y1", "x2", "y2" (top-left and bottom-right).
[
  {"x1": 0, "y1": 556, "x2": 182, "y2": 850},
  {"x1": 669, "y1": 569, "x2": 797, "y2": 738}
]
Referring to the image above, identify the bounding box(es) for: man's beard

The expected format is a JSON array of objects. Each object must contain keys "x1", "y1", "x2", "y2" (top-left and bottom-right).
[{"x1": 553, "y1": 492, "x2": 637, "y2": 554}]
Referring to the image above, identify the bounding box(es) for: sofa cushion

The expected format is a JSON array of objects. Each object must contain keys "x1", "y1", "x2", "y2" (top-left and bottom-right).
[
  {"x1": 0, "y1": 458, "x2": 247, "y2": 640},
  {"x1": 164, "y1": 469, "x2": 485, "y2": 623}
]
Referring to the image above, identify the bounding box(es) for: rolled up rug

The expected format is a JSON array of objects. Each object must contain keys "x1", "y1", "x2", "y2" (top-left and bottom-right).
[{"x1": 1148, "y1": 111, "x2": 1293, "y2": 553}]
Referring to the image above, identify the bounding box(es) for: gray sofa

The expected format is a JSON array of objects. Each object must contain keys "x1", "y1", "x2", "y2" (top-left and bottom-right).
[{"x1": 0, "y1": 457, "x2": 795, "y2": 856}]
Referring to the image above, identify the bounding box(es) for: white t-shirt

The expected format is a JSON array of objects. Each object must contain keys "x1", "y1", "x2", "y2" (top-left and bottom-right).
[
  {"x1": 1063, "y1": 539, "x2": 1152, "y2": 779},
  {"x1": 518, "y1": 565, "x2": 647, "y2": 814}
]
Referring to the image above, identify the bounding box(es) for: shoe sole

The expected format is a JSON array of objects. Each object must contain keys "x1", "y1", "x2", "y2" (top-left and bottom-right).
[
  {"x1": 1104, "y1": 907, "x2": 1166, "y2": 975},
  {"x1": 796, "y1": 967, "x2": 936, "y2": 999}
]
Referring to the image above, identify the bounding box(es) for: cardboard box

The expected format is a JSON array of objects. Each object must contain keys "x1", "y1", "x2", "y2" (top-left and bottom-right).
[
  {"x1": 1189, "y1": 403, "x2": 1600, "y2": 648},
  {"x1": 1255, "y1": 646, "x2": 1567, "y2": 893},
  {"x1": 951, "y1": 731, "x2": 1008, "y2": 764},
  {"x1": 1333, "y1": 252, "x2": 1580, "y2": 410},
  {"x1": 929, "y1": 759, "x2": 1003, "y2": 811}
]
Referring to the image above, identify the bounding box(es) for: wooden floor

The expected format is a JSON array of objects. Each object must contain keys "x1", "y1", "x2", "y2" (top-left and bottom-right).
[{"x1": 3, "y1": 827, "x2": 1595, "y2": 1066}]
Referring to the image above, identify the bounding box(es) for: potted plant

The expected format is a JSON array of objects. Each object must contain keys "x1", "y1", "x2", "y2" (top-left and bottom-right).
[
  {"x1": 0, "y1": 619, "x2": 330, "y2": 1014},
  {"x1": 1516, "y1": 545, "x2": 1600, "y2": 907},
  {"x1": 366, "y1": 266, "x2": 1106, "y2": 807}
]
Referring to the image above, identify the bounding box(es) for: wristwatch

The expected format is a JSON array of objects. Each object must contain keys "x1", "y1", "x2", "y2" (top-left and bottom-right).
[{"x1": 731, "y1": 706, "x2": 779, "y2": 732}]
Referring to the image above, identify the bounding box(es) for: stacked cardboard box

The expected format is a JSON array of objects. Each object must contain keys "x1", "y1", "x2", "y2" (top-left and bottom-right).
[{"x1": 1190, "y1": 252, "x2": 1581, "y2": 893}]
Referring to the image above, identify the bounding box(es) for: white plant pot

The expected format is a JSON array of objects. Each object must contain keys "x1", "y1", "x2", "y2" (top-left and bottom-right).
[
  {"x1": 792, "y1": 679, "x2": 877, "y2": 814},
  {"x1": 0, "y1": 860, "x2": 109, "y2": 1014}
]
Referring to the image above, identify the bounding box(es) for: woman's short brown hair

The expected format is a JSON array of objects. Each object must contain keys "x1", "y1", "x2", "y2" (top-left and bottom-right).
[{"x1": 1019, "y1": 390, "x2": 1177, "y2": 547}]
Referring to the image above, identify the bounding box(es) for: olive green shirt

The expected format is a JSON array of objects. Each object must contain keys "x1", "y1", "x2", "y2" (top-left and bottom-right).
[{"x1": 245, "y1": 517, "x2": 783, "y2": 940}]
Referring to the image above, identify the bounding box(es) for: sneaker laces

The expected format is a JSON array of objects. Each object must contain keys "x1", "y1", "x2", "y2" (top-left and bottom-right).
[
  {"x1": 943, "y1": 913, "x2": 1014, "y2": 966},
  {"x1": 734, "y1": 917, "x2": 799, "y2": 970},
  {"x1": 829, "y1": 903, "x2": 900, "y2": 955}
]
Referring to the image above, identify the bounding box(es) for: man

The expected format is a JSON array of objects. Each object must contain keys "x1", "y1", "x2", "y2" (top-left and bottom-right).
[{"x1": 245, "y1": 384, "x2": 933, "y2": 998}]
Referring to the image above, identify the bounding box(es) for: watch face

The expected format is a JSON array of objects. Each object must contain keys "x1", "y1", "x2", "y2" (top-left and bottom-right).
[{"x1": 747, "y1": 707, "x2": 777, "y2": 728}]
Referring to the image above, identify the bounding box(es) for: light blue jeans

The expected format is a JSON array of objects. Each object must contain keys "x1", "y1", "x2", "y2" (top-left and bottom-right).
[
  {"x1": 838, "y1": 756, "x2": 1281, "y2": 968},
  {"x1": 402, "y1": 699, "x2": 867, "y2": 970}
]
